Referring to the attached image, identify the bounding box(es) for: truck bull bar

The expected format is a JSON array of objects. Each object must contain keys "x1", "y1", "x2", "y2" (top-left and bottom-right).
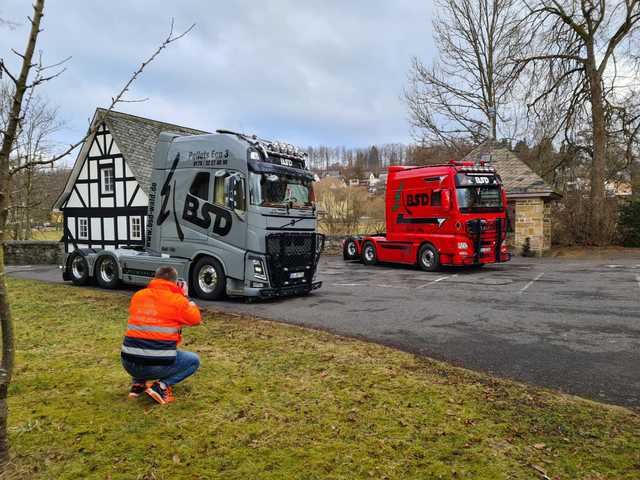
[{"x1": 264, "y1": 232, "x2": 324, "y2": 293}]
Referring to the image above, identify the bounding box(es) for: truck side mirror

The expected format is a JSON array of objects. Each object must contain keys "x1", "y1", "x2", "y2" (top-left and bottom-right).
[
  {"x1": 226, "y1": 175, "x2": 238, "y2": 210},
  {"x1": 226, "y1": 174, "x2": 246, "y2": 215},
  {"x1": 441, "y1": 189, "x2": 451, "y2": 210}
]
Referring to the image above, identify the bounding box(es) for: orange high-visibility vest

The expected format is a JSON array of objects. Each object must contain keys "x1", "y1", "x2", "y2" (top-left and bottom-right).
[{"x1": 121, "y1": 279, "x2": 201, "y2": 365}]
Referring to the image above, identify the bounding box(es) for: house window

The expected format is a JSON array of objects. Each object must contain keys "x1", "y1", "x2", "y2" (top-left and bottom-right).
[
  {"x1": 101, "y1": 167, "x2": 115, "y2": 194},
  {"x1": 130, "y1": 217, "x2": 142, "y2": 240},
  {"x1": 78, "y1": 218, "x2": 89, "y2": 240}
]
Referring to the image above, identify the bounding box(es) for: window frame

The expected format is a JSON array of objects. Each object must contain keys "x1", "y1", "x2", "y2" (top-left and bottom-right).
[
  {"x1": 100, "y1": 166, "x2": 115, "y2": 195},
  {"x1": 130, "y1": 216, "x2": 142, "y2": 240},
  {"x1": 78, "y1": 217, "x2": 89, "y2": 240}
]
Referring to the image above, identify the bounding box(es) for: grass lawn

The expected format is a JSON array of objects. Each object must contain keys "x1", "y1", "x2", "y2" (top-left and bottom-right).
[{"x1": 4, "y1": 279, "x2": 639, "y2": 479}]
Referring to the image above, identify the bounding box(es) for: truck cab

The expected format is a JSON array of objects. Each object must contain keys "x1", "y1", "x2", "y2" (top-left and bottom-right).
[
  {"x1": 63, "y1": 130, "x2": 324, "y2": 300},
  {"x1": 343, "y1": 161, "x2": 510, "y2": 270}
]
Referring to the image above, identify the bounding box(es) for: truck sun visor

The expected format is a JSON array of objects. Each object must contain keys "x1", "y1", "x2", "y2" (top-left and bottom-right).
[{"x1": 248, "y1": 160, "x2": 315, "y2": 181}]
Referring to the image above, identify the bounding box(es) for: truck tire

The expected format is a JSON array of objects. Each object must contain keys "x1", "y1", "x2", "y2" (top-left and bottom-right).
[
  {"x1": 68, "y1": 252, "x2": 90, "y2": 286},
  {"x1": 361, "y1": 241, "x2": 377, "y2": 266},
  {"x1": 95, "y1": 255, "x2": 120, "y2": 289},
  {"x1": 343, "y1": 237, "x2": 359, "y2": 261},
  {"x1": 191, "y1": 256, "x2": 226, "y2": 300},
  {"x1": 418, "y1": 244, "x2": 440, "y2": 272}
]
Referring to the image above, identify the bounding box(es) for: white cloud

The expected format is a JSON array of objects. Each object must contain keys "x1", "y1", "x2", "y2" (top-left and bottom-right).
[{"x1": 1, "y1": 0, "x2": 435, "y2": 149}]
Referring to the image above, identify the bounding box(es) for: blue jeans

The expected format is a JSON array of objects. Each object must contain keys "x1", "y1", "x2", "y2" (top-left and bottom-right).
[{"x1": 122, "y1": 351, "x2": 200, "y2": 386}]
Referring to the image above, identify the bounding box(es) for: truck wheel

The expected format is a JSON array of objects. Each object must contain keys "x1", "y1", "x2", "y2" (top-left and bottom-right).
[
  {"x1": 191, "y1": 256, "x2": 226, "y2": 300},
  {"x1": 68, "y1": 252, "x2": 90, "y2": 286},
  {"x1": 95, "y1": 255, "x2": 120, "y2": 289},
  {"x1": 343, "y1": 238, "x2": 359, "y2": 261},
  {"x1": 418, "y1": 244, "x2": 440, "y2": 272},
  {"x1": 361, "y1": 241, "x2": 377, "y2": 266}
]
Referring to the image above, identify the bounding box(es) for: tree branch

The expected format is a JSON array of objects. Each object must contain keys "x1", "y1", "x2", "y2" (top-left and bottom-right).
[{"x1": 9, "y1": 18, "x2": 196, "y2": 176}]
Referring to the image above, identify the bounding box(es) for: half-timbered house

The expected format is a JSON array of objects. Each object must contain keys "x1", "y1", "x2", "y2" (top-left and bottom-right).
[{"x1": 54, "y1": 108, "x2": 207, "y2": 253}]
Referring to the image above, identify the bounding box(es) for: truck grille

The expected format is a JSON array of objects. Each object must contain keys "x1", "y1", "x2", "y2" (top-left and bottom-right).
[
  {"x1": 265, "y1": 233, "x2": 324, "y2": 288},
  {"x1": 467, "y1": 219, "x2": 505, "y2": 261}
]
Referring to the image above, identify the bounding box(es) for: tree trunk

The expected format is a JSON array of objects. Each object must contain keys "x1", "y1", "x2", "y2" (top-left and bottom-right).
[
  {"x1": 631, "y1": 157, "x2": 640, "y2": 200},
  {"x1": 586, "y1": 52, "x2": 608, "y2": 245},
  {"x1": 0, "y1": 0, "x2": 45, "y2": 465}
]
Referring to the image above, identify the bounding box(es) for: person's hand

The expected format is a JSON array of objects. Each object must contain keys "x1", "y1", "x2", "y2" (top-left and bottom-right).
[{"x1": 177, "y1": 279, "x2": 189, "y2": 296}]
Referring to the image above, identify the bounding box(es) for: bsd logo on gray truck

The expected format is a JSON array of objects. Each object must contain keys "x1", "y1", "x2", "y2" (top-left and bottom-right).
[{"x1": 182, "y1": 193, "x2": 232, "y2": 236}]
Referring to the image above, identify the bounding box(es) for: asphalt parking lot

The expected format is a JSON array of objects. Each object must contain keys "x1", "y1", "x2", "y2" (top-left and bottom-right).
[{"x1": 9, "y1": 253, "x2": 640, "y2": 409}]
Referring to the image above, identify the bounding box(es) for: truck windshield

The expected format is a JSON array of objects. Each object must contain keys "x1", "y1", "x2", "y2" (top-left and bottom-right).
[
  {"x1": 456, "y1": 186, "x2": 503, "y2": 212},
  {"x1": 249, "y1": 172, "x2": 314, "y2": 208}
]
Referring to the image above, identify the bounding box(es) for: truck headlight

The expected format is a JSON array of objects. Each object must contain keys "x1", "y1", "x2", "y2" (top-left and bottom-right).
[
  {"x1": 252, "y1": 259, "x2": 267, "y2": 281},
  {"x1": 457, "y1": 242, "x2": 468, "y2": 250}
]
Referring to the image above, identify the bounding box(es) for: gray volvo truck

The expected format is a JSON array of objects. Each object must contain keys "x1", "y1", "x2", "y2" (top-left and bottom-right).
[{"x1": 62, "y1": 130, "x2": 324, "y2": 300}]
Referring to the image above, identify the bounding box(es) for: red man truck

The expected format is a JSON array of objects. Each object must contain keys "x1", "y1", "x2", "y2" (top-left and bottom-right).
[{"x1": 342, "y1": 161, "x2": 510, "y2": 271}]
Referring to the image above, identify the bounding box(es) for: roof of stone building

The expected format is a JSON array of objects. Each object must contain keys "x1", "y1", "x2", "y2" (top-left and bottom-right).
[
  {"x1": 54, "y1": 109, "x2": 208, "y2": 209},
  {"x1": 99, "y1": 108, "x2": 209, "y2": 194},
  {"x1": 463, "y1": 143, "x2": 557, "y2": 197}
]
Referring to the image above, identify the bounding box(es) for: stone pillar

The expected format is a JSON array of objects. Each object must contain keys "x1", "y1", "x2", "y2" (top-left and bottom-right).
[
  {"x1": 513, "y1": 198, "x2": 546, "y2": 256},
  {"x1": 543, "y1": 200, "x2": 552, "y2": 251}
]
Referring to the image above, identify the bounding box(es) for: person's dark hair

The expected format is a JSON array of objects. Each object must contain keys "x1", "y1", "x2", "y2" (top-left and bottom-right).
[{"x1": 155, "y1": 266, "x2": 178, "y2": 282}]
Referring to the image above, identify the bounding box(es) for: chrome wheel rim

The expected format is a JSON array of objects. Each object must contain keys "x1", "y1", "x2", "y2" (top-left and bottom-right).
[
  {"x1": 421, "y1": 249, "x2": 434, "y2": 268},
  {"x1": 99, "y1": 258, "x2": 117, "y2": 283},
  {"x1": 364, "y1": 245, "x2": 375, "y2": 262},
  {"x1": 198, "y1": 265, "x2": 218, "y2": 294},
  {"x1": 347, "y1": 242, "x2": 357, "y2": 256},
  {"x1": 71, "y1": 256, "x2": 85, "y2": 279}
]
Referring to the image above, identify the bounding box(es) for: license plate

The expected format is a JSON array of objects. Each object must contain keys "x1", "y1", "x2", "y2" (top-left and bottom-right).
[
  {"x1": 290, "y1": 272, "x2": 305, "y2": 279},
  {"x1": 481, "y1": 247, "x2": 491, "y2": 253}
]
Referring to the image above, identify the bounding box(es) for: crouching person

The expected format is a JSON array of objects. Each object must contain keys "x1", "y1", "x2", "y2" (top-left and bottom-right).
[{"x1": 121, "y1": 266, "x2": 201, "y2": 404}]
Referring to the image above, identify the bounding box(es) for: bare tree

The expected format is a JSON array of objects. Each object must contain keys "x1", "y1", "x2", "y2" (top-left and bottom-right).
[
  {"x1": 514, "y1": 0, "x2": 640, "y2": 244},
  {"x1": 0, "y1": 0, "x2": 194, "y2": 464},
  {"x1": 610, "y1": 90, "x2": 640, "y2": 199},
  {"x1": 405, "y1": 0, "x2": 526, "y2": 152},
  {"x1": 1, "y1": 84, "x2": 64, "y2": 239}
]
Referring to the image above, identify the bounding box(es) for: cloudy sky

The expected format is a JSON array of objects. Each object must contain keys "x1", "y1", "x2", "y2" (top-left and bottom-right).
[{"x1": 1, "y1": 1, "x2": 435, "y2": 152}]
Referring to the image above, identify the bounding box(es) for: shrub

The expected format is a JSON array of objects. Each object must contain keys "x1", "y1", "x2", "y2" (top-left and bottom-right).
[
  {"x1": 521, "y1": 237, "x2": 534, "y2": 257},
  {"x1": 618, "y1": 199, "x2": 640, "y2": 247},
  {"x1": 552, "y1": 187, "x2": 619, "y2": 246}
]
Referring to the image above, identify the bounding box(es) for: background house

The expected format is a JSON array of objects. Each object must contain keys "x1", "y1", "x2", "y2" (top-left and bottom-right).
[
  {"x1": 54, "y1": 108, "x2": 207, "y2": 253},
  {"x1": 464, "y1": 143, "x2": 559, "y2": 255}
]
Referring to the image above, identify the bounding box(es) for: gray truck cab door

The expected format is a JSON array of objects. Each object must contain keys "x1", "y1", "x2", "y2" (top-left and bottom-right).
[{"x1": 179, "y1": 167, "x2": 248, "y2": 280}]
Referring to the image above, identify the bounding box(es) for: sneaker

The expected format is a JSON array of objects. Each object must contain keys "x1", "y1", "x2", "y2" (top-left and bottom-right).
[
  {"x1": 128, "y1": 382, "x2": 147, "y2": 399},
  {"x1": 145, "y1": 381, "x2": 175, "y2": 404}
]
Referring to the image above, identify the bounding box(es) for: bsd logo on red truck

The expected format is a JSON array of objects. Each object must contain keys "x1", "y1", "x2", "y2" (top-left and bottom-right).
[{"x1": 406, "y1": 193, "x2": 429, "y2": 207}]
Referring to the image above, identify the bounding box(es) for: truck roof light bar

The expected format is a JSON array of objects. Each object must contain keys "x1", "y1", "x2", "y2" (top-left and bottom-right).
[
  {"x1": 459, "y1": 165, "x2": 496, "y2": 173},
  {"x1": 216, "y1": 129, "x2": 307, "y2": 161}
]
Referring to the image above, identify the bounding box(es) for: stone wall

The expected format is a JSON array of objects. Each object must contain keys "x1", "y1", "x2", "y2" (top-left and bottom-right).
[
  {"x1": 512, "y1": 198, "x2": 551, "y2": 255},
  {"x1": 3, "y1": 240, "x2": 64, "y2": 265}
]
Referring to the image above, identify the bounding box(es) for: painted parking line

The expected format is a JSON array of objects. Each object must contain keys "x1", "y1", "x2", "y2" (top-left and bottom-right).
[
  {"x1": 517, "y1": 272, "x2": 545, "y2": 294},
  {"x1": 416, "y1": 274, "x2": 457, "y2": 289},
  {"x1": 333, "y1": 283, "x2": 363, "y2": 287}
]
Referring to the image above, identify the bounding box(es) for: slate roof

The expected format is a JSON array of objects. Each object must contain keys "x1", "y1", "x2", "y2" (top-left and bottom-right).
[
  {"x1": 54, "y1": 109, "x2": 208, "y2": 209},
  {"x1": 463, "y1": 142, "x2": 557, "y2": 197},
  {"x1": 99, "y1": 108, "x2": 209, "y2": 194}
]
